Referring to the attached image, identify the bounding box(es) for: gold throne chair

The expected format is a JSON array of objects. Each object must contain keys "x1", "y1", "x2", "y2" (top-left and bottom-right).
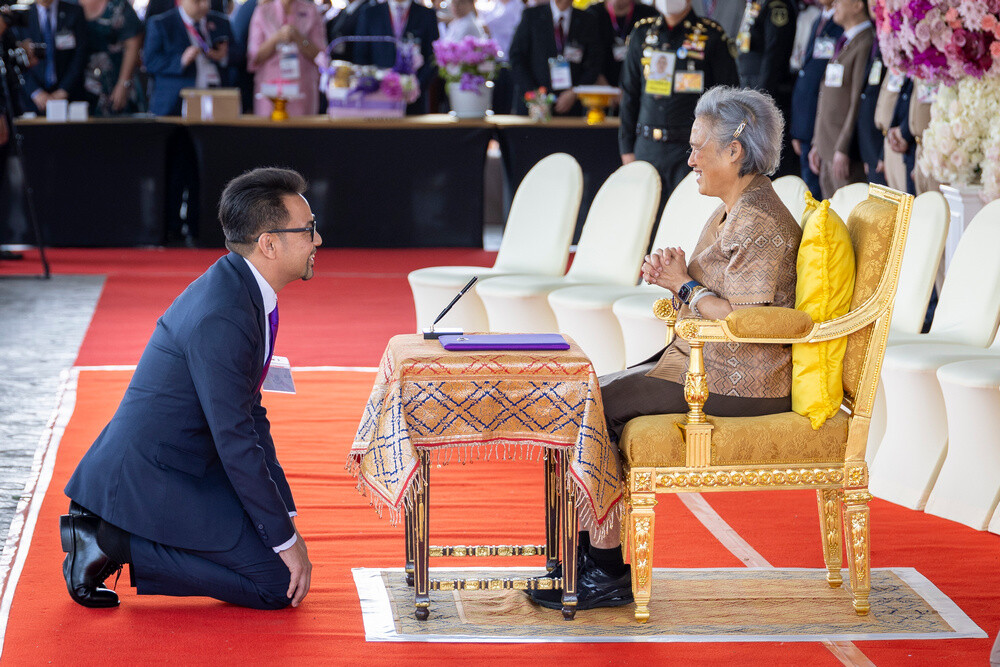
[{"x1": 620, "y1": 184, "x2": 913, "y2": 622}]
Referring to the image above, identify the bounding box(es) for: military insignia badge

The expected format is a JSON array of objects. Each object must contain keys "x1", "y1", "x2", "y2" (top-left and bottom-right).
[{"x1": 771, "y1": 4, "x2": 789, "y2": 27}]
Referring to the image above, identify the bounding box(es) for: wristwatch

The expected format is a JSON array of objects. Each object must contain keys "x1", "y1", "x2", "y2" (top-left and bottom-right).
[{"x1": 677, "y1": 280, "x2": 701, "y2": 305}]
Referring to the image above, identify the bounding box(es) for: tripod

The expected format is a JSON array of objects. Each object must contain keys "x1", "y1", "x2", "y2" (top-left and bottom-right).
[{"x1": 0, "y1": 41, "x2": 50, "y2": 278}]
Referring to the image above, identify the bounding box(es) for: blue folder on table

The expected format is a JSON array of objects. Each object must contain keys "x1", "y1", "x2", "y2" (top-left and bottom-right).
[{"x1": 438, "y1": 334, "x2": 570, "y2": 351}]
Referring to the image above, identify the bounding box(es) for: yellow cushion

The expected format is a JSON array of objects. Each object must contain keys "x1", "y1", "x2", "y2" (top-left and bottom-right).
[
  {"x1": 793, "y1": 197, "x2": 856, "y2": 429},
  {"x1": 800, "y1": 190, "x2": 820, "y2": 227},
  {"x1": 619, "y1": 411, "x2": 850, "y2": 468}
]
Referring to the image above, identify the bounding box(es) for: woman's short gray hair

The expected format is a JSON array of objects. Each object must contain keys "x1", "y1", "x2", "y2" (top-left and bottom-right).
[{"x1": 694, "y1": 86, "x2": 785, "y2": 177}]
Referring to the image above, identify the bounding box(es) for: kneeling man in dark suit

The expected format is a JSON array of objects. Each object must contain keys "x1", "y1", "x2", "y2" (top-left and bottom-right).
[{"x1": 61, "y1": 167, "x2": 321, "y2": 610}]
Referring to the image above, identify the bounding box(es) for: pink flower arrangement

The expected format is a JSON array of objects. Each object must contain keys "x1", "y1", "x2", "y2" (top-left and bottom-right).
[
  {"x1": 378, "y1": 70, "x2": 420, "y2": 104},
  {"x1": 874, "y1": 0, "x2": 1000, "y2": 85},
  {"x1": 431, "y1": 36, "x2": 502, "y2": 90}
]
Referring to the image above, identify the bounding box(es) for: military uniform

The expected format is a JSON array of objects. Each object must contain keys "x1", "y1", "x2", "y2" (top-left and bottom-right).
[
  {"x1": 619, "y1": 10, "x2": 739, "y2": 206},
  {"x1": 734, "y1": 0, "x2": 797, "y2": 174}
]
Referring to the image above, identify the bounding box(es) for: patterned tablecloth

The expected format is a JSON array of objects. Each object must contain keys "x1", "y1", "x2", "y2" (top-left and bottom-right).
[{"x1": 348, "y1": 335, "x2": 625, "y2": 535}]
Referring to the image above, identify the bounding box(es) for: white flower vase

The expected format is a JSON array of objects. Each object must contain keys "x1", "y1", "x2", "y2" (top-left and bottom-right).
[
  {"x1": 939, "y1": 184, "x2": 984, "y2": 274},
  {"x1": 447, "y1": 81, "x2": 491, "y2": 119}
]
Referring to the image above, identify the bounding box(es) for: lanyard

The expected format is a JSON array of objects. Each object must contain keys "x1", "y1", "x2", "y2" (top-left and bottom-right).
[
  {"x1": 184, "y1": 20, "x2": 212, "y2": 52},
  {"x1": 607, "y1": 4, "x2": 633, "y2": 39}
]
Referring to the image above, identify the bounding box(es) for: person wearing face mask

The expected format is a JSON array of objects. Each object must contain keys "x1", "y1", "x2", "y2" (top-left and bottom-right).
[
  {"x1": 619, "y1": 0, "x2": 738, "y2": 211},
  {"x1": 734, "y1": 0, "x2": 797, "y2": 175},
  {"x1": 354, "y1": 0, "x2": 439, "y2": 114}
]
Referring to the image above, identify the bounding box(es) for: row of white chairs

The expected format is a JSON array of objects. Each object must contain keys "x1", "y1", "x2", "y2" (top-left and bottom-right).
[
  {"x1": 412, "y1": 152, "x2": 1000, "y2": 534},
  {"x1": 868, "y1": 198, "x2": 1000, "y2": 535}
]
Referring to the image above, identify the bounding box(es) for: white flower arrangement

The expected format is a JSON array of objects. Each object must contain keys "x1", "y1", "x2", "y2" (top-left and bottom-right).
[{"x1": 918, "y1": 75, "x2": 1000, "y2": 192}]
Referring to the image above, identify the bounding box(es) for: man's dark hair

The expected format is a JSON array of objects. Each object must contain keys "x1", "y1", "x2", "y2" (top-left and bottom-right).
[{"x1": 219, "y1": 167, "x2": 308, "y2": 255}]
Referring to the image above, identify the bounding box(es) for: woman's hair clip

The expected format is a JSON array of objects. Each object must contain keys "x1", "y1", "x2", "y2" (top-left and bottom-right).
[{"x1": 733, "y1": 120, "x2": 747, "y2": 139}]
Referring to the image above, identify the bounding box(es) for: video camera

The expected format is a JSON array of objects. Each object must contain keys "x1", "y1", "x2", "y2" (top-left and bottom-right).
[
  {"x1": 0, "y1": 0, "x2": 32, "y2": 28},
  {"x1": 1, "y1": 1, "x2": 44, "y2": 71}
]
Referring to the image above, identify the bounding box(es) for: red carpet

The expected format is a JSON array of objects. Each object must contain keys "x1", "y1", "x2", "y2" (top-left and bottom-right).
[{"x1": 1, "y1": 249, "x2": 997, "y2": 665}]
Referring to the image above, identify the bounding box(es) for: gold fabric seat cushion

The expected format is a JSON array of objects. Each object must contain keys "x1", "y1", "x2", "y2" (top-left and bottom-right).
[{"x1": 619, "y1": 410, "x2": 849, "y2": 468}]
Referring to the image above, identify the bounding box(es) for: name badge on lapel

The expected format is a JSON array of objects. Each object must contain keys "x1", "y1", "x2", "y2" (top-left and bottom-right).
[
  {"x1": 813, "y1": 36, "x2": 835, "y2": 60},
  {"x1": 674, "y1": 69, "x2": 704, "y2": 94},
  {"x1": 549, "y1": 56, "x2": 573, "y2": 90},
  {"x1": 868, "y1": 59, "x2": 883, "y2": 86},
  {"x1": 886, "y1": 70, "x2": 905, "y2": 93},
  {"x1": 262, "y1": 356, "x2": 296, "y2": 394},
  {"x1": 613, "y1": 37, "x2": 627, "y2": 62},
  {"x1": 55, "y1": 30, "x2": 77, "y2": 51},
  {"x1": 278, "y1": 43, "x2": 301, "y2": 80},
  {"x1": 563, "y1": 44, "x2": 584, "y2": 64},
  {"x1": 824, "y1": 62, "x2": 844, "y2": 88},
  {"x1": 644, "y1": 50, "x2": 676, "y2": 96},
  {"x1": 916, "y1": 81, "x2": 936, "y2": 104}
]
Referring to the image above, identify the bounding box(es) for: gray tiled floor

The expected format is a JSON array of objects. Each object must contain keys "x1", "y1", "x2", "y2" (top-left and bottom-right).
[{"x1": 0, "y1": 275, "x2": 104, "y2": 543}]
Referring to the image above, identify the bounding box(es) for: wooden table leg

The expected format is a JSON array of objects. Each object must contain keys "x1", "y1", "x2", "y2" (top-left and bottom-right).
[
  {"x1": 545, "y1": 450, "x2": 560, "y2": 572},
  {"x1": 414, "y1": 453, "x2": 430, "y2": 620},
  {"x1": 404, "y1": 503, "x2": 415, "y2": 586},
  {"x1": 560, "y1": 450, "x2": 578, "y2": 620}
]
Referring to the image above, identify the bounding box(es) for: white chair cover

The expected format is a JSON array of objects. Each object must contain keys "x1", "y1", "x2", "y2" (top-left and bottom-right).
[{"x1": 407, "y1": 153, "x2": 582, "y2": 331}]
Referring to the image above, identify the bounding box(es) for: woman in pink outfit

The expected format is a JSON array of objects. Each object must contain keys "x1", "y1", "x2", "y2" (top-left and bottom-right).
[{"x1": 248, "y1": 0, "x2": 327, "y2": 116}]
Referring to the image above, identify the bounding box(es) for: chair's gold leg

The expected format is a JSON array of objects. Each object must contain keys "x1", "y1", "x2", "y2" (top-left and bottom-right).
[
  {"x1": 630, "y1": 491, "x2": 656, "y2": 623},
  {"x1": 560, "y1": 451, "x2": 578, "y2": 620},
  {"x1": 404, "y1": 503, "x2": 415, "y2": 586},
  {"x1": 817, "y1": 488, "x2": 844, "y2": 588},
  {"x1": 545, "y1": 451, "x2": 560, "y2": 572},
  {"x1": 414, "y1": 453, "x2": 431, "y2": 620},
  {"x1": 843, "y1": 490, "x2": 873, "y2": 615}
]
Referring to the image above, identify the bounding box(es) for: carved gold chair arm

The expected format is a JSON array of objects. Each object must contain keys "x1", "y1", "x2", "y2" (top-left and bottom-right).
[
  {"x1": 671, "y1": 303, "x2": 888, "y2": 346},
  {"x1": 652, "y1": 298, "x2": 678, "y2": 348}
]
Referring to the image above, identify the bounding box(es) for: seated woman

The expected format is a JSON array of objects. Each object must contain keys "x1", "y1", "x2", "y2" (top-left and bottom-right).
[{"x1": 531, "y1": 85, "x2": 803, "y2": 611}]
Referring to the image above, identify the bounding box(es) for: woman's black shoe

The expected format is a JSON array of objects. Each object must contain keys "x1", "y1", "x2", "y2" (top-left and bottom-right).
[{"x1": 530, "y1": 551, "x2": 633, "y2": 611}]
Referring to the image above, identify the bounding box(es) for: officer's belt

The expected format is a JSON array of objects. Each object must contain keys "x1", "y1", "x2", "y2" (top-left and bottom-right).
[{"x1": 637, "y1": 124, "x2": 688, "y2": 143}]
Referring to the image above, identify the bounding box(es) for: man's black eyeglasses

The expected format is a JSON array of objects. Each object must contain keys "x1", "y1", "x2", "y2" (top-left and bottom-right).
[{"x1": 253, "y1": 217, "x2": 317, "y2": 243}]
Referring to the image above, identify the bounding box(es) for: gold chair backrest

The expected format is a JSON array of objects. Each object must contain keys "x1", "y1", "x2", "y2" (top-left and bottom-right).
[{"x1": 839, "y1": 187, "x2": 912, "y2": 412}]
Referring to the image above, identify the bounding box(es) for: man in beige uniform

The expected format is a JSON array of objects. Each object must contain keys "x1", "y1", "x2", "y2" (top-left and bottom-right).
[
  {"x1": 909, "y1": 89, "x2": 941, "y2": 195},
  {"x1": 808, "y1": 0, "x2": 873, "y2": 198}
]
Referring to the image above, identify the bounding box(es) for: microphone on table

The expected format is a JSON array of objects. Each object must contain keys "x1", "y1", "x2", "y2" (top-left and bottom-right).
[{"x1": 422, "y1": 276, "x2": 478, "y2": 339}]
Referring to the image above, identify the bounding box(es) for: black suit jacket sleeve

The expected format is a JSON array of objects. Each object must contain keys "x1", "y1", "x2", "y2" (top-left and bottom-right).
[
  {"x1": 57, "y1": 5, "x2": 88, "y2": 96},
  {"x1": 759, "y1": 0, "x2": 794, "y2": 93},
  {"x1": 251, "y1": 399, "x2": 296, "y2": 515},
  {"x1": 617, "y1": 22, "x2": 645, "y2": 154},
  {"x1": 144, "y1": 13, "x2": 195, "y2": 77},
  {"x1": 508, "y1": 9, "x2": 537, "y2": 94},
  {"x1": 570, "y1": 9, "x2": 602, "y2": 86},
  {"x1": 186, "y1": 307, "x2": 296, "y2": 549},
  {"x1": 708, "y1": 24, "x2": 739, "y2": 88}
]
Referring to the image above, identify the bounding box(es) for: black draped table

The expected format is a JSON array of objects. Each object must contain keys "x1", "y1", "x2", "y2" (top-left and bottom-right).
[
  {"x1": 182, "y1": 116, "x2": 494, "y2": 248},
  {"x1": 491, "y1": 116, "x2": 621, "y2": 244},
  {"x1": 2, "y1": 119, "x2": 176, "y2": 247},
  {"x1": 1, "y1": 115, "x2": 623, "y2": 248}
]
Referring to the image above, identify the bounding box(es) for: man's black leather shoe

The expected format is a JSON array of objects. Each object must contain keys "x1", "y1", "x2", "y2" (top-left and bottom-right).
[
  {"x1": 530, "y1": 552, "x2": 633, "y2": 611},
  {"x1": 60, "y1": 514, "x2": 121, "y2": 608}
]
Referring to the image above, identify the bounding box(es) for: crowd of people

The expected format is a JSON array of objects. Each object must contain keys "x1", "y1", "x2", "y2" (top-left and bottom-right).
[{"x1": 1, "y1": 0, "x2": 934, "y2": 205}]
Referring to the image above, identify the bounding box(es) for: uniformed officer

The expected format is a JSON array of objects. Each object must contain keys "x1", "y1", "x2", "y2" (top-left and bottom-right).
[
  {"x1": 734, "y1": 0, "x2": 797, "y2": 174},
  {"x1": 619, "y1": 0, "x2": 739, "y2": 209}
]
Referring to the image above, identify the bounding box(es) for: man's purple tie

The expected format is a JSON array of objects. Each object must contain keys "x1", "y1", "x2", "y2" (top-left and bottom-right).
[
  {"x1": 833, "y1": 34, "x2": 847, "y2": 58},
  {"x1": 256, "y1": 306, "x2": 279, "y2": 393}
]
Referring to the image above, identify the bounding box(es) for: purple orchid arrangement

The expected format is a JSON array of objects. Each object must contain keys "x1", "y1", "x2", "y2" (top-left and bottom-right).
[
  {"x1": 378, "y1": 70, "x2": 420, "y2": 104},
  {"x1": 874, "y1": 0, "x2": 1000, "y2": 85},
  {"x1": 431, "y1": 36, "x2": 501, "y2": 93}
]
